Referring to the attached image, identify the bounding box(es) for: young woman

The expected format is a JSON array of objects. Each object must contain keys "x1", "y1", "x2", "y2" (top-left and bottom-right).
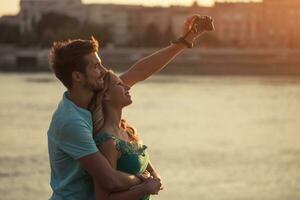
[
  {"x1": 88, "y1": 70, "x2": 162, "y2": 200},
  {"x1": 87, "y1": 15, "x2": 214, "y2": 199}
]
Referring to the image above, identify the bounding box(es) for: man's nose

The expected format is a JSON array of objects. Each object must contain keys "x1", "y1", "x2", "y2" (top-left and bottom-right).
[{"x1": 100, "y1": 67, "x2": 108, "y2": 73}]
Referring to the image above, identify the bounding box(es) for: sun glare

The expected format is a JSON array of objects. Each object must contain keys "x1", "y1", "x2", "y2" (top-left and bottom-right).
[
  {"x1": 0, "y1": 0, "x2": 266, "y2": 16},
  {"x1": 82, "y1": 0, "x2": 214, "y2": 7}
]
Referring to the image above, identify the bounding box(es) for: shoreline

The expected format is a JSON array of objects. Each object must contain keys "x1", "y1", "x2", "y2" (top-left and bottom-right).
[{"x1": 0, "y1": 47, "x2": 300, "y2": 75}]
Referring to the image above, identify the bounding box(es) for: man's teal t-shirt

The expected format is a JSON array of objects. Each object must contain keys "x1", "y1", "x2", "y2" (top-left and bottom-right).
[{"x1": 47, "y1": 91, "x2": 98, "y2": 200}]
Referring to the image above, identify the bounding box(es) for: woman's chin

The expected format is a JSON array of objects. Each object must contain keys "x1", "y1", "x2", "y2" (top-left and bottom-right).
[
  {"x1": 127, "y1": 99, "x2": 133, "y2": 105},
  {"x1": 122, "y1": 99, "x2": 132, "y2": 108}
]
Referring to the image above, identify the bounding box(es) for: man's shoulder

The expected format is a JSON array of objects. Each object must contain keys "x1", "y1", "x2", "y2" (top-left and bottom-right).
[
  {"x1": 49, "y1": 104, "x2": 92, "y2": 135},
  {"x1": 57, "y1": 96, "x2": 90, "y2": 119},
  {"x1": 48, "y1": 111, "x2": 93, "y2": 146},
  {"x1": 53, "y1": 110, "x2": 90, "y2": 130}
]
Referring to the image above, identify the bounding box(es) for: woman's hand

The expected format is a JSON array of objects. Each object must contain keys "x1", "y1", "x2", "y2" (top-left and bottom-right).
[
  {"x1": 135, "y1": 170, "x2": 151, "y2": 181},
  {"x1": 150, "y1": 170, "x2": 161, "y2": 180},
  {"x1": 144, "y1": 177, "x2": 162, "y2": 195},
  {"x1": 150, "y1": 170, "x2": 163, "y2": 190},
  {"x1": 130, "y1": 175, "x2": 161, "y2": 195},
  {"x1": 181, "y1": 15, "x2": 214, "y2": 44},
  {"x1": 136, "y1": 170, "x2": 163, "y2": 191}
]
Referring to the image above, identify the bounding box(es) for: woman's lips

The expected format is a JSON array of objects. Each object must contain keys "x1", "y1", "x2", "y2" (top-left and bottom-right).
[{"x1": 125, "y1": 91, "x2": 130, "y2": 96}]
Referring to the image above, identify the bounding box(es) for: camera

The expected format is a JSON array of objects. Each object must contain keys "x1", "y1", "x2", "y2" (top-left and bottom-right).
[{"x1": 192, "y1": 16, "x2": 215, "y2": 33}]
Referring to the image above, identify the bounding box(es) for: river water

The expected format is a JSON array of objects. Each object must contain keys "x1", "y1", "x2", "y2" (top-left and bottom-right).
[{"x1": 0, "y1": 73, "x2": 299, "y2": 200}]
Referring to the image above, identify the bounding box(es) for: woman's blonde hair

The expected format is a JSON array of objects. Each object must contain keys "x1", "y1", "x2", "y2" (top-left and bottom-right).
[{"x1": 88, "y1": 70, "x2": 140, "y2": 143}]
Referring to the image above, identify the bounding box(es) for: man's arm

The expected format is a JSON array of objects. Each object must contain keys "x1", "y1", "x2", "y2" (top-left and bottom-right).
[
  {"x1": 81, "y1": 139, "x2": 161, "y2": 199},
  {"x1": 79, "y1": 151, "x2": 141, "y2": 192},
  {"x1": 60, "y1": 120, "x2": 142, "y2": 192},
  {"x1": 107, "y1": 179, "x2": 161, "y2": 200},
  {"x1": 107, "y1": 185, "x2": 149, "y2": 200}
]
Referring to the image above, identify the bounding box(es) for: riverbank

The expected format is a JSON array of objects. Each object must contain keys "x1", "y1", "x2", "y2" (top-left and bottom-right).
[{"x1": 1, "y1": 46, "x2": 300, "y2": 75}]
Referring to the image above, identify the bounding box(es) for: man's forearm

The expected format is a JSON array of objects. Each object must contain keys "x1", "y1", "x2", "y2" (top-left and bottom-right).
[
  {"x1": 120, "y1": 43, "x2": 186, "y2": 86},
  {"x1": 108, "y1": 183, "x2": 149, "y2": 200},
  {"x1": 108, "y1": 170, "x2": 142, "y2": 192},
  {"x1": 80, "y1": 152, "x2": 141, "y2": 192}
]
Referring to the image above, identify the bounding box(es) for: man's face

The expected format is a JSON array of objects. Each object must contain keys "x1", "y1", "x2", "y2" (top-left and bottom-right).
[{"x1": 82, "y1": 52, "x2": 107, "y2": 92}]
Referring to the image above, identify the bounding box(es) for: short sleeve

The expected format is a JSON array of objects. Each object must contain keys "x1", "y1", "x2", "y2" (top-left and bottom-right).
[{"x1": 58, "y1": 120, "x2": 98, "y2": 160}]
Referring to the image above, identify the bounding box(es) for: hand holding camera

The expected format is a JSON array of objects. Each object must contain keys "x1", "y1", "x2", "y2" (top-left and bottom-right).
[
  {"x1": 190, "y1": 15, "x2": 215, "y2": 33},
  {"x1": 173, "y1": 15, "x2": 215, "y2": 48}
]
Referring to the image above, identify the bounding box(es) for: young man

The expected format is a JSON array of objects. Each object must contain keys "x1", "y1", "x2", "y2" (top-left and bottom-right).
[{"x1": 47, "y1": 15, "x2": 210, "y2": 200}]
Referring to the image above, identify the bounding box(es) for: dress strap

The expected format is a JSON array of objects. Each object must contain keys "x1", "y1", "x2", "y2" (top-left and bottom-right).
[
  {"x1": 94, "y1": 132, "x2": 148, "y2": 155},
  {"x1": 94, "y1": 132, "x2": 118, "y2": 147}
]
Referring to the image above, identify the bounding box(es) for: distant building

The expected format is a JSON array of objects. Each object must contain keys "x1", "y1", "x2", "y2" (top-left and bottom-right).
[
  {"x1": 84, "y1": 4, "x2": 136, "y2": 46},
  {"x1": 19, "y1": 0, "x2": 131, "y2": 45},
  {"x1": 212, "y1": 2, "x2": 263, "y2": 47},
  {"x1": 0, "y1": 14, "x2": 19, "y2": 26},
  {"x1": 14, "y1": 0, "x2": 300, "y2": 47},
  {"x1": 262, "y1": 0, "x2": 300, "y2": 47},
  {"x1": 19, "y1": 0, "x2": 83, "y2": 33}
]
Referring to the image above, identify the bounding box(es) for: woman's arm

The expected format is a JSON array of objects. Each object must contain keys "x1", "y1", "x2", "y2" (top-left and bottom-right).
[
  {"x1": 120, "y1": 15, "x2": 204, "y2": 87},
  {"x1": 147, "y1": 161, "x2": 161, "y2": 180},
  {"x1": 119, "y1": 43, "x2": 186, "y2": 87},
  {"x1": 145, "y1": 161, "x2": 163, "y2": 191}
]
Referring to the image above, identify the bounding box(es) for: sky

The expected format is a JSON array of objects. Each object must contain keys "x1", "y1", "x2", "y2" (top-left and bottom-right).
[{"x1": 0, "y1": 0, "x2": 261, "y2": 16}]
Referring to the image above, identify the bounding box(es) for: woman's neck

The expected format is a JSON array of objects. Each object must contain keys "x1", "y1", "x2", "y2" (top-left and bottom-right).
[{"x1": 100, "y1": 104, "x2": 123, "y2": 135}]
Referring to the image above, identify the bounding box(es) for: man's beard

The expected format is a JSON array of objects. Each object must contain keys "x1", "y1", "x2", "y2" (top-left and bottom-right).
[
  {"x1": 83, "y1": 78, "x2": 103, "y2": 92},
  {"x1": 83, "y1": 81, "x2": 99, "y2": 92}
]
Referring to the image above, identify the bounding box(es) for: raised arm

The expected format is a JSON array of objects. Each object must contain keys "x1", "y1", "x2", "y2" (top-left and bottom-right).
[
  {"x1": 119, "y1": 43, "x2": 186, "y2": 86},
  {"x1": 120, "y1": 15, "x2": 206, "y2": 87}
]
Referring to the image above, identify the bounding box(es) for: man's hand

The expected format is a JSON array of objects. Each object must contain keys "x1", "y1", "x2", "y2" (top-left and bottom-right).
[{"x1": 182, "y1": 15, "x2": 214, "y2": 44}]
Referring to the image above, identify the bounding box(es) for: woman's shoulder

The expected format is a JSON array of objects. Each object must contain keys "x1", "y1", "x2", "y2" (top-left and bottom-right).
[
  {"x1": 94, "y1": 132, "x2": 118, "y2": 147},
  {"x1": 94, "y1": 132, "x2": 121, "y2": 164},
  {"x1": 94, "y1": 131, "x2": 147, "y2": 155}
]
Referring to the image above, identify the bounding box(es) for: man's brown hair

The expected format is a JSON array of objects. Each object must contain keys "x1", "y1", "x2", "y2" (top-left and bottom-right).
[{"x1": 49, "y1": 37, "x2": 99, "y2": 88}]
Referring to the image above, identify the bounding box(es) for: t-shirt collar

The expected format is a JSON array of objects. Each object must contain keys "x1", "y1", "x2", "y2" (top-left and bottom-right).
[{"x1": 63, "y1": 91, "x2": 92, "y2": 118}]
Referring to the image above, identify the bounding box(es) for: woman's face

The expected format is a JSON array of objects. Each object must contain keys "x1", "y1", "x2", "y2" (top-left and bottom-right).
[{"x1": 105, "y1": 73, "x2": 132, "y2": 108}]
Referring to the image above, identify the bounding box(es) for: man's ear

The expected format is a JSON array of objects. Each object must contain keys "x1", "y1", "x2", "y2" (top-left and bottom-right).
[
  {"x1": 103, "y1": 92, "x2": 110, "y2": 101},
  {"x1": 72, "y1": 71, "x2": 83, "y2": 83}
]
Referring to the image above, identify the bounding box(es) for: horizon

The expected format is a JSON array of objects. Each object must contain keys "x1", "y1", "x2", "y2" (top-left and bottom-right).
[{"x1": 0, "y1": 0, "x2": 262, "y2": 16}]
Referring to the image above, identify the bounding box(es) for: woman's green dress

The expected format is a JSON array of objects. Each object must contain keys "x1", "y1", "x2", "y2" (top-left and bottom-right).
[{"x1": 94, "y1": 132, "x2": 150, "y2": 200}]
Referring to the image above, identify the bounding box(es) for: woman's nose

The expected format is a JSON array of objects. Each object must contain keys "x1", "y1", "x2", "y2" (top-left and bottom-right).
[{"x1": 125, "y1": 85, "x2": 131, "y2": 90}]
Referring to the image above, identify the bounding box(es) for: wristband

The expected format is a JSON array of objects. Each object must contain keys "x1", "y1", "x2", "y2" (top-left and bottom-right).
[{"x1": 171, "y1": 36, "x2": 194, "y2": 48}]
